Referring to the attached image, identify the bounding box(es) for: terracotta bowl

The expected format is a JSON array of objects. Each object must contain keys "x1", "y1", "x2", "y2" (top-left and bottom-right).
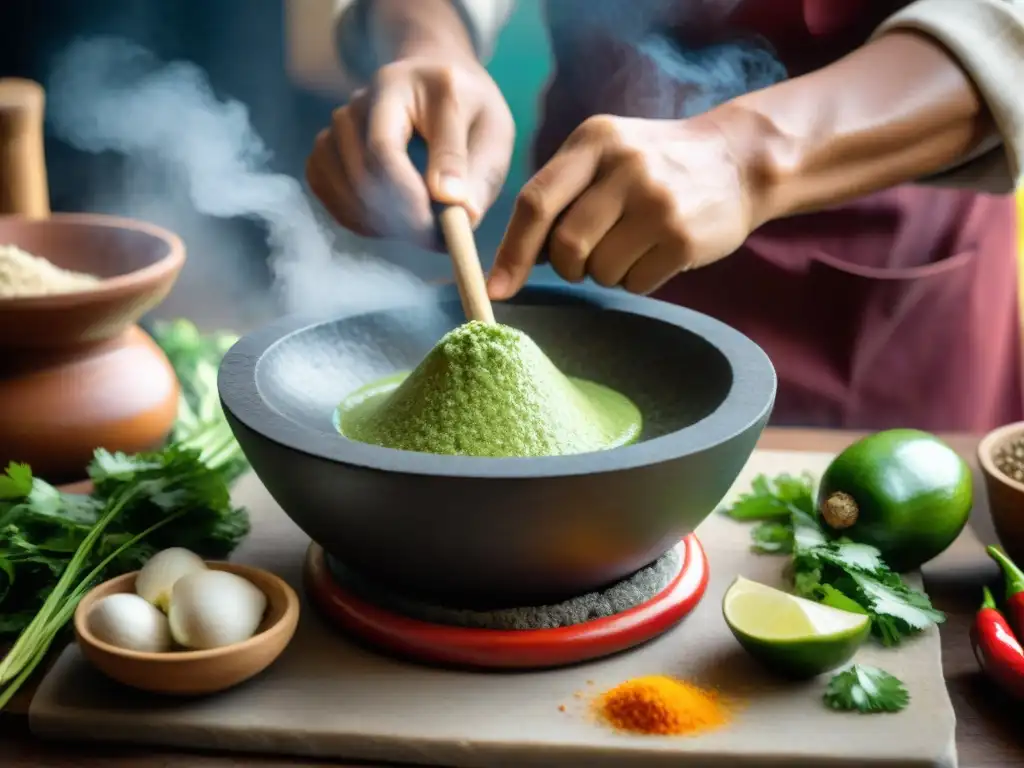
[
  {"x1": 73, "y1": 562, "x2": 300, "y2": 696},
  {"x1": 0, "y1": 213, "x2": 185, "y2": 481},
  {"x1": 0, "y1": 213, "x2": 185, "y2": 347},
  {"x1": 978, "y1": 421, "x2": 1024, "y2": 565}
]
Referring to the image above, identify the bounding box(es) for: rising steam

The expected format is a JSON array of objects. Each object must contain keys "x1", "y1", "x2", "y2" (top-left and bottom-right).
[{"x1": 45, "y1": 36, "x2": 437, "y2": 320}]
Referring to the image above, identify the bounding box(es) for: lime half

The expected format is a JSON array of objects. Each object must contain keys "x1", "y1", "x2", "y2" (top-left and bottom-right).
[{"x1": 723, "y1": 576, "x2": 871, "y2": 679}]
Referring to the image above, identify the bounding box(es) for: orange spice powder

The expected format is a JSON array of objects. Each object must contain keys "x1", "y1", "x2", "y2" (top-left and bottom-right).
[{"x1": 594, "y1": 675, "x2": 729, "y2": 736}]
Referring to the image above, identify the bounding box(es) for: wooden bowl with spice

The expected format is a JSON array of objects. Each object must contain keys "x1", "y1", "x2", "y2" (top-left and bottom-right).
[
  {"x1": 0, "y1": 78, "x2": 186, "y2": 482},
  {"x1": 979, "y1": 422, "x2": 1024, "y2": 565}
]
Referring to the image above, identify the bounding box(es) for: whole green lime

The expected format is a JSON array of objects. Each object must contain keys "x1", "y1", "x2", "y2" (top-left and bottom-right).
[
  {"x1": 723, "y1": 577, "x2": 871, "y2": 679},
  {"x1": 817, "y1": 429, "x2": 972, "y2": 571}
]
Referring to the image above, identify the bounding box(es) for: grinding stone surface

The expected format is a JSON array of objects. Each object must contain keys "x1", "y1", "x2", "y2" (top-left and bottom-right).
[
  {"x1": 326, "y1": 546, "x2": 682, "y2": 630},
  {"x1": 29, "y1": 451, "x2": 958, "y2": 768}
]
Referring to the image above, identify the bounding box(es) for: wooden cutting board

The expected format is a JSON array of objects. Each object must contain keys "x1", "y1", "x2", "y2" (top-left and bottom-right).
[{"x1": 28, "y1": 450, "x2": 957, "y2": 767}]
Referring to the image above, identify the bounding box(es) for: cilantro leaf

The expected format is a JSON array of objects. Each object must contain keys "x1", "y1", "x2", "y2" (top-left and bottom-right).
[
  {"x1": 88, "y1": 450, "x2": 162, "y2": 483},
  {"x1": 791, "y1": 509, "x2": 828, "y2": 550},
  {"x1": 0, "y1": 464, "x2": 33, "y2": 500},
  {"x1": 850, "y1": 572, "x2": 945, "y2": 635},
  {"x1": 721, "y1": 473, "x2": 816, "y2": 521},
  {"x1": 824, "y1": 665, "x2": 909, "y2": 714},
  {"x1": 818, "y1": 541, "x2": 885, "y2": 574},
  {"x1": 818, "y1": 584, "x2": 869, "y2": 615},
  {"x1": 793, "y1": 565, "x2": 823, "y2": 599},
  {"x1": 751, "y1": 521, "x2": 793, "y2": 553}
]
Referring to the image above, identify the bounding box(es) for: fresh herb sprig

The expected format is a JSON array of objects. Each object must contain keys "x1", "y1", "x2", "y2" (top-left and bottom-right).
[
  {"x1": 824, "y1": 664, "x2": 910, "y2": 714},
  {"x1": 149, "y1": 319, "x2": 247, "y2": 484},
  {"x1": 723, "y1": 473, "x2": 944, "y2": 646}
]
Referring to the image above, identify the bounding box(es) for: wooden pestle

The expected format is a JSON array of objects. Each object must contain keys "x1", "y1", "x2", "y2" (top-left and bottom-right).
[
  {"x1": 0, "y1": 78, "x2": 50, "y2": 219},
  {"x1": 439, "y1": 205, "x2": 495, "y2": 324}
]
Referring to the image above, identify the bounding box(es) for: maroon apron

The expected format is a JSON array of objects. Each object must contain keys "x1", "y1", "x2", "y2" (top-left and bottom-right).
[{"x1": 532, "y1": 0, "x2": 1022, "y2": 432}]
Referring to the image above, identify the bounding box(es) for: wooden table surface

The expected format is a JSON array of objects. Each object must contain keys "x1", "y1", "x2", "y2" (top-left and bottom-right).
[{"x1": 3, "y1": 427, "x2": 1024, "y2": 767}]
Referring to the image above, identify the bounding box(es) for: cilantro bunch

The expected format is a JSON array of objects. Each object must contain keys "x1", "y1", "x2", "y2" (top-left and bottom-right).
[
  {"x1": 723, "y1": 473, "x2": 945, "y2": 646},
  {"x1": 149, "y1": 319, "x2": 248, "y2": 485}
]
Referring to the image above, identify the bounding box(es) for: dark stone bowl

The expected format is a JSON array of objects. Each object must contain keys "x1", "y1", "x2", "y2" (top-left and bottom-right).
[{"x1": 219, "y1": 284, "x2": 775, "y2": 608}]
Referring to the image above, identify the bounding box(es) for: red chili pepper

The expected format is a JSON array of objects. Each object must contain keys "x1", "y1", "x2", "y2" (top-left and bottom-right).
[
  {"x1": 971, "y1": 586, "x2": 1024, "y2": 700},
  {"x1": 987, "y1": 546, "x2": 1024, "y2": 636}
]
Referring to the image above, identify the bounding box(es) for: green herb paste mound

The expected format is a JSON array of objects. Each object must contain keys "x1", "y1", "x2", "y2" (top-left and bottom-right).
[{"x1": 337, "y1": 321, "x2": 641, "y2": 457}]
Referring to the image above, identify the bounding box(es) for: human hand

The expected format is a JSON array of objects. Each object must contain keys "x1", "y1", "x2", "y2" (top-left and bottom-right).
[
  {"x1": 306, "y1": 55, "x2": 514, "y2": 248},
  {"x1": 487, "y1": 113, "x2": 764, "y2": 299}
]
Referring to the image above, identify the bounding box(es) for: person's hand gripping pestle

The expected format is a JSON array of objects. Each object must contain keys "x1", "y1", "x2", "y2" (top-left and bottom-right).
[{"x1": 439, "y1": 205, "x2": 495, "y2": 324}]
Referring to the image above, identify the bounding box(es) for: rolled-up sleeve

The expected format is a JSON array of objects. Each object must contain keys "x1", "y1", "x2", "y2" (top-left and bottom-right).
[
  {"x1": 333, "y1": 0, "x2": 515, "y2": 84},
  {"x1": 872, "y1": 0, "x2": 1024, "y2": 193}
]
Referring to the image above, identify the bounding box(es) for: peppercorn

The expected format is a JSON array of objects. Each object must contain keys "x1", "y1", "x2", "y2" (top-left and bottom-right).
[{"x1": 993, "y1": 438, "x2": 1024, "y2": 483}]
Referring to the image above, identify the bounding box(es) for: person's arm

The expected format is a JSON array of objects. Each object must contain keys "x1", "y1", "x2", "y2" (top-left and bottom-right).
[
  {"x1": 722, "y1": 0, "x2": 1024, "y2": 225},
  {"x1": 871, "y1": 0, "x2": 1024, "y2": 193},
  {"x1": 332, "y1": 0, "x2": 515, "y2": 86}
]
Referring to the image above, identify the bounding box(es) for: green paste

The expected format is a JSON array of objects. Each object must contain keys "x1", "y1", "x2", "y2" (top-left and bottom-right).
[{"x1": 336, "y1": 321, "x2": 642, "y2": 457}]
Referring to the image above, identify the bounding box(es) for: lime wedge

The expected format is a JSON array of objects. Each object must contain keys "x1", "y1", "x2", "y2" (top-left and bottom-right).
[{"x1": 723, "y1": 576, "x2": 871, "y2": 679}]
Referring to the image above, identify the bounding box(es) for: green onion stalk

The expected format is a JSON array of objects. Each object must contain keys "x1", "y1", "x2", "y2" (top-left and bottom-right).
[
  {"x1": 0, "y1": 493, "x2": 183, "y2": 708},
  {"x1": 177, "y1": 402, "x2": 247, "y2": 482}
]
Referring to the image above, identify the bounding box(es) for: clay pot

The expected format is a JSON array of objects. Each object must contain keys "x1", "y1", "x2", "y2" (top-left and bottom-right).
[
  {"x1": 0, "y1": 78, "x2": 186, "y2": 482},
  {"x1": 0, "y1": 214, "x2": 186, "y2": 482}
]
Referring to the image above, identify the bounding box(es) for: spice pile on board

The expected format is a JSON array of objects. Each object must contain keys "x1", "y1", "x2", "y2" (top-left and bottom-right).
[
  {"x1": 594, "y1": 675, "x2": 730, "y2": 736},
  {"x1": 0, "y1": 244, "x2": 99, "y2": 298}
]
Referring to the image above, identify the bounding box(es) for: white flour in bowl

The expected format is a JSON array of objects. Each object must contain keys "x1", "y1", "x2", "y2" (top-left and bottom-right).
[{"x1": 0, "y1": 244, "x2": 100, "y2": 298}]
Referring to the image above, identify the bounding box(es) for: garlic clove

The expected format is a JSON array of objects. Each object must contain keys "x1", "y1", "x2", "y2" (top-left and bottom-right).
[
  {"x1": 87, "y1": 593, "x2": 173, "y2": 653},
  {"x1": 168, "y1": 570, "x2": 267, "y2": 650},
  {"x1": 135, "y1": 547, "x2": 208, "y2": 612}
]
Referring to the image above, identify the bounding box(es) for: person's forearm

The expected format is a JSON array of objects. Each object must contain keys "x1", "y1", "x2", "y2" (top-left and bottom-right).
[
  {"x1": 714, "y1": 30, "x2": 995, "y2": 224},
  {"x1": 367, "y1": 0, "x2": 478, "y2": 62}
]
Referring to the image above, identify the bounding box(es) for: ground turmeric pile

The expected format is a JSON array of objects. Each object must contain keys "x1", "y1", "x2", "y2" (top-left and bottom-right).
[{"x1": 595, "y1": 675, "x2": 729, "y2": 736}]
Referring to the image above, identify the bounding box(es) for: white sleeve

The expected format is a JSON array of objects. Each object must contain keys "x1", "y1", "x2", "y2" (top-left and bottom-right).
[
  {"x1": 333, "y1": 0, "x2": 515, "y2": 83},
  {"x1": 871, "y1": 0, "x2": 1024, "y2": 193}
]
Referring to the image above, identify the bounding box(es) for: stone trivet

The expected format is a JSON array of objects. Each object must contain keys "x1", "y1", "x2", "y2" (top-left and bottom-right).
[{"x1": 325, "y1": 546, "x2": 683, "y2": 630}]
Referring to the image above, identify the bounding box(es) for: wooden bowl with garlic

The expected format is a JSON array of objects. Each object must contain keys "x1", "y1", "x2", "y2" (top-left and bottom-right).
[{"x1": 73, "y1": 548, "x2": 299, "y2": 696}]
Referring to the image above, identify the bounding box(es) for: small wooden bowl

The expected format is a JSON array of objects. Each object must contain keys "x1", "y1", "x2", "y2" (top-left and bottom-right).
[
  {"x1": 74, "y1": 562, "x2": 299, "y2": 696},
  {"x1": 0, "y1": 213, "x2": 185, "y2": 348},
  {"x1": 979, "y1": 422, "x2": 1024, "y2": 566}
]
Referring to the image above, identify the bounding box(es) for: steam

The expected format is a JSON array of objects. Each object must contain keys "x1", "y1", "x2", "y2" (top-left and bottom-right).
[
  {"x1": 547, "y1": 0, "x2": 788, "y2": 120},
  {"x1": 622, "y1": 36, "x2": 787, "y2": 119},
  {"x1": 46, "y1": 36, "x2": 438, "y2": 320},
  {"x1": 43, "y1": 17, "x2": 789, "y2": 330}
]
